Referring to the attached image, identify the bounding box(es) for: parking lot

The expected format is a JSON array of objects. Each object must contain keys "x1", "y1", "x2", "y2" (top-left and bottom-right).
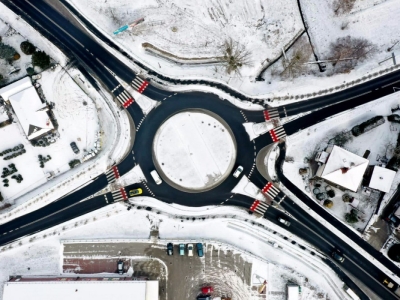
[{"x1": 62, "y1": 240, "x2": 253, "y2": 299}]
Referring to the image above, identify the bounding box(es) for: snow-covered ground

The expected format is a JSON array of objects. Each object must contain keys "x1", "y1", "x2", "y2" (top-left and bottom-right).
[
  {"x1": 0, "y1": 3, "x2": 67, "y2": 84},
  {"x1": 0, "y1": 198, "x2": 349, "y2": 300},
  {"x1": 67, "y1": 0, "x2": 400, "y2": 103},
  {"x1": 0, "y1": 67, "x2": 99, "y2": 202},
  {"x1": 153, "y1": 111, "x2": 236, "y2": 191},
  {"x1": 283, "y1": 91, "x2": 400, "y2": 232}
]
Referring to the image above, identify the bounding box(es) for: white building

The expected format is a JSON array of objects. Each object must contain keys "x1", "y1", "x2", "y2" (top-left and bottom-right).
[
  {"x1": 0, "y1": 77, "x2": 54, "y2": 140},
  {"x1": 3, "y1": 279, "x2": 159, "y2": 300},
  {"x1": 368, "y1": 166, "x2": 396, "y2": 193},
  {"x1": 315, "y1": 146, "x2": 369, "y2": 192}
]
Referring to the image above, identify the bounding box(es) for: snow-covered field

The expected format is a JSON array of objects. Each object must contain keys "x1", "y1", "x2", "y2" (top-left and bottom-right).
[
  {"x1": 0, "y1": 198, "x2": 348, "y2": 300},
  {"x1": 153, "y1": 111, "x2": 236, "y2": 191},
  {"x1": 283, "y1": 91, "x2": 400, "y2": 231},
  {"x1": 68, "y1": 0, "x2": 400, "y2": 102}
]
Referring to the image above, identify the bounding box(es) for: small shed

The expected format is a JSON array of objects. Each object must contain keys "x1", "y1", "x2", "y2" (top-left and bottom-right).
[{"x1": 369, "y1": 166, "x2": 396, "y2": 193}]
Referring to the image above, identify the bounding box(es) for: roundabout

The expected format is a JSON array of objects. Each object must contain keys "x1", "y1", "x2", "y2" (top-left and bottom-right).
[{"x1": 153, "y1": 109, "x2": 237, "y2": 193}]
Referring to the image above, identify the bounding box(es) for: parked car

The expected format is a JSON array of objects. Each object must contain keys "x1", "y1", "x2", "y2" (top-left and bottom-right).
[
  {"x1": 331, "y1": 249, "x2": 345, "y2": 263},
  {"x1": 150, "y1": 170, "x2": 162, "y2": 185},
  {"x1": 179, "y1": 243, "x2": 185, "y2": 256},
  {"x1": 129, "y1": 188, "x2": 143, "y2": 197},
  {"x1": 201, "y1": 286, "x2": 213, "y2": 294},
  {"x1": 70, "y1": 142, "x2": 80, "y2": 154},
  {"x1": 117, "y1": 260, "x2": 124, "y2": 275},
  {"x1": 197, "y1": 296, "x2": 211, "y2": 300},
  {"x1": 167, "y1": 243, "x2": 173, "y2": 256},
  {"x1": 187, "y1": 243, "x2": 194, "y2": 256},
  {"x1": 233, "y1": 165, "x2": 243, "y2": 178},
  {"x1": 278, "y1": 217, "x2": 291, "y2": 227},
  {"x1": 197, "y1": 243, "x2": 204, "y2": 257},
  {"x1": 32, "y1": 74, "x2": 42, "y2": 80}
]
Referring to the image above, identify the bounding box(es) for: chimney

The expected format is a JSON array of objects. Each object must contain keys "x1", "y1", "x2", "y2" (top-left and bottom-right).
[{"x1": 341, "y1": 167, "x2": 349, "y2": 174}]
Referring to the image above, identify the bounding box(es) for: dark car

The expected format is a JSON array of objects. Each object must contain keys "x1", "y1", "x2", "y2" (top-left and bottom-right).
[
  {"x1": 117, "y1": 260, "x2": 124, "y2": 275},
  {"x1": 70, "y1": 142, "x2": 80, "y2": 154},
  {"x1": 197, "y1": 296, "x2": 211, "y2": 300},
  {"x1": 332, "y1": 249, "x2": 345, "y2": 263},
  {"x1": 167, "y1": 243, "x2": 173, "y2": 256},
  {"x1": 197, "y1": 243, "x2": 204, "y2": 257}
]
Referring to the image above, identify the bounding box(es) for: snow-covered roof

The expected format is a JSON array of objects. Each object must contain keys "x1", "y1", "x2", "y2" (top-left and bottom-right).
[
  {"x1": 1, "y1": 77, "x2": 54, "y2": 140},
  {"x1": 0, "y1": 77, "x2": 32, "y2": 101},
  {"x1": 287, "y1": 284, "x2": 299, "y2": 300},
  {"x1": 369, "y1": 166, "x2": 396, "y2": 193},
  {"x1": 320, "y1": 146, "x2": 369, "y2": 192},
  {"x1": 3, "y1": 280, "x2": 158, "y2": 300}
]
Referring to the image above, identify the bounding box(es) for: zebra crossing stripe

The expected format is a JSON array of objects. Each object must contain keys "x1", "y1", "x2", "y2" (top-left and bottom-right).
[
  {"x1": 254, "y1": 202, "x2": 269, "y2": 215},
  {"x1": 112, "y1": 166, "x2": 120, "y2": 179},
  {"x1": 263, "y1": 108, "x2": 279, "y2": 121},
  {"x1": 274, "y1": 126, "x2": 286, "y2": 138},
  {"x1": 120, "y1": 188, "x2": 128, "y2": 200},
  {"x1": 138, "y1": 81, "x2": 149, "y2": 93},
  {"x1": 113, "y1": 195, "x2": 123, "y2": 201},
  {"x1": 116, "y1": 95, "x2": 125, "y2": 105},
  {"x1": 249, "y1": 200, "x2": 260, "y2": 212},
  {"x1": 269, "y1": 129, "x2": 279, "y2": 142}
]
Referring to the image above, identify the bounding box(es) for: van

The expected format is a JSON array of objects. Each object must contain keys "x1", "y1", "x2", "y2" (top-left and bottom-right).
[
  {"x1": 150, "y1": 170, "x2": 162, "y2": 185},
  {"x1": 117, "y1": 260, "x2": 124, "y2": 275}
]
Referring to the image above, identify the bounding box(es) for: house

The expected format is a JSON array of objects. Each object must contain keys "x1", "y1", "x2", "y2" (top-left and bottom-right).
[
  {"x1": 0, "y1": 77, "x2": 54, "y2": 140},
  {"x1": 368, "y1": 166, "x2": 396, "y2": 193},
  {"x1": 315, "y1": 146, "x2": 369, "y2": 192}
]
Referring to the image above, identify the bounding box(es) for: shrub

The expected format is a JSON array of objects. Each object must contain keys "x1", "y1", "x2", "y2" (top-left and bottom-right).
[
  {"x1": 69, "y1": 159, "x2": 81, "y2": 169},
  {"x1": 20, "y1": 41, "x2": 35, "y2": 55},
  {"x1": 0, "y1": 42, "x2": 17, "y2": 60},
  {"x1": 327, "y1": 190, "x2": 335, "y2": 198},
  {"x1": 351, "y1": 116, "x2": 385, "y2": 136},
  {"x1": 345, "y1": 209, "x2": 358, "y2": 223},
  {"x1": 26, "y1": 67, "x2": 34, "y2": 75},
  {"x1": 324, "y1": 200, "x2": 333, "y2": 208},
  {"x1": 32, "y1": 50, "x2": 51, "y2": 69}
]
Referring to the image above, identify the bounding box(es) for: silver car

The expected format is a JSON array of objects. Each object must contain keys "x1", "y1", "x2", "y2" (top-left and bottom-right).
[{"x1": 233, "y1": 166, "x2": 243, "y2": 178}]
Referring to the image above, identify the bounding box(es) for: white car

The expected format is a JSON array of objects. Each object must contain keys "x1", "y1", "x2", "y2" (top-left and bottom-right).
[
  {"x1": 150, "y1": 170, "x2": 162, "y2": 185},
  {"x1": 187, "y1": 243, "x2": 194, "y2": 256},
  {"x1": 278, "y1": 217, "x2": 291, "y2": 227},
  {"x1": 233, "y1": 166, "x2": 243, "y2": 178}
]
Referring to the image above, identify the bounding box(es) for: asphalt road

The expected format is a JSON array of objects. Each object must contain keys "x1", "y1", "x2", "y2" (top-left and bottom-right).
[{"x1": 2, "y1": 0, "x2": 400, "y2": 298}]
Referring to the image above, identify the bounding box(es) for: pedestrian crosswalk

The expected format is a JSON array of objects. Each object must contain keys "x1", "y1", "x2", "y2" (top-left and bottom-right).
[
  {"x1": 269, "y1": 126, "x2": 286, "y2": 142},
  {"x1": 261, "y1": 182, "x2": 280, "y2": 201},
  {"x1": 131, "y1": 77, "x2": 149, "y2": 94},
  {"x1": 249, "y1": 199, "x2": 269, "y2": 216},
  {"x1": 263, "y1": 108, "x2": 279, "y2": 121},
  {"x1": 111, "y1": 188, "x2": 128, "y2": 202},
  {"x1": 105, "y1": 166, "x2": 120, "y2": 183},
  {"x1": 116, "y1": 90, "x2": 135, "y2": 108}
]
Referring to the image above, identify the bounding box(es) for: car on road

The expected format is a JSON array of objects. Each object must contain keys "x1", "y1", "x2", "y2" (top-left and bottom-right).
[
  {"x1": 197, "y1": 243, "x2": 204, "y2": 257},
  {"x1": 32, "y1": 74, "x2": 42, "y2": 80},
  {"x1": 129, "y1": 188, "x2": 143, "y2": 197},
  {"x1": 179, "y1": 243, "x2": 185, "y2": 256},
  {"x1": 233, "y1": 165, "x2": 243, "y2": 178},
  {"x1": 187, "y1": 243, "x2": 194, "y2": 256},
  {"x1": 167, "y1": 243, "x2": 173, "y2": 256},
  {"x1": 70, "y1": 142, "x2": 80, "y2": 154},
  {"x1": 331, "y1": 249, "x2": 345, "y2": 263},
  {"x1": 383, "y1": 278, "x2": 399, "y2": 290},
  {"x1": 150, "y1": 170, "x2": 162, "y2": 185},
  {"x1": 278, "y1": 217, "x2": 291, "y2": 227},
  {"x1": 117, "y1": 260, "x2": 124, "y2": 275}
]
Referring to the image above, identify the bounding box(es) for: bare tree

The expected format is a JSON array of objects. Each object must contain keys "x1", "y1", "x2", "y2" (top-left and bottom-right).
[
  {"x1": 280, "y1": 37, "x2": 313, "y2": 79},
  {"x1": 333, "y1": 0, "x2": 356, "y2": 16},
  {"x1": 221, "y1": 38, "x2": 252, "y2": 76},
  {"x1": 328, "y1": 36, "x2": 376, "y2": 73}
]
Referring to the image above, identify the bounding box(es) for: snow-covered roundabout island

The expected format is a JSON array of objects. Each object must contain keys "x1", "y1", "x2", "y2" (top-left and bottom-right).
[{"x1": 153, "y1": 110, "x2": 236, "y2": 192}]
